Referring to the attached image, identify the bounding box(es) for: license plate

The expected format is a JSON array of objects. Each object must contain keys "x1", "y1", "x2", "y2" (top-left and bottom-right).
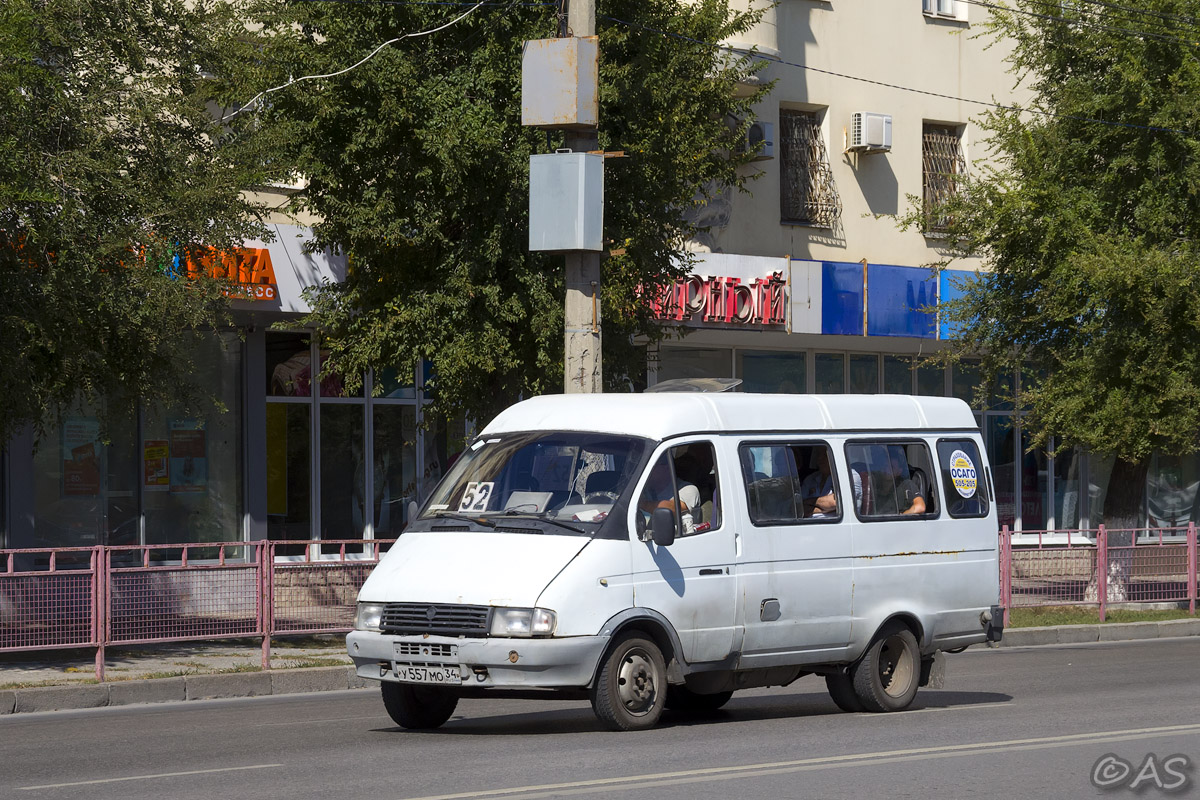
[{"x1": 394, "y1": 663, "x2": 463, "y2": 685}]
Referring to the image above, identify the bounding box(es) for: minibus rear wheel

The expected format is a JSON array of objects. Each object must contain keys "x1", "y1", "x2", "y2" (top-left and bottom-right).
[
  {"x1": 591, "y1": 632, "x2": 668, "y2": 731},
  {"x1": 852, "y1": 621, "x2": 920, "y2": 712},
  {"x1": 381, "y1": 682, "x2": 459, "y2": 730}
]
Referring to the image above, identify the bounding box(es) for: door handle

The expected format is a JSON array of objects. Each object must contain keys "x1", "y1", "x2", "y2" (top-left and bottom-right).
[{"x1": 698, "y1": 568, "x2": 724, "y2": 576}]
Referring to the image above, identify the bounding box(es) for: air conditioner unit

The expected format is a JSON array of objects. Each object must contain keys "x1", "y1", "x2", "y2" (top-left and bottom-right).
[
  {"x1": 849, "y1": 112, "x2": 892, "y2": 153},
  {"x1": 746, "y1": 120, "x2": 774, "y2": 160}
]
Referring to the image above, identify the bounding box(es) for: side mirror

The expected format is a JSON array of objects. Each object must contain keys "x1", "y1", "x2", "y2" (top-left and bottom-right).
[
  {"x1": 651, "y1": 507, "x2": 676, "y2": 547},
  {"x1": 407, "y1": 501, "x2": 419, "y2": 525}
]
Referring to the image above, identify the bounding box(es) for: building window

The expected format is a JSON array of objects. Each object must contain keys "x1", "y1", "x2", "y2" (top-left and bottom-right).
[
  {"x1": 922, "y1": 123, "x2": 967, "y2": 234},
  {"x1": 922, "y1": 0, "x2": 964, "y2": 20},
  {"x1": 780, "y1": 109, "x2": 841, "y2": 227}
]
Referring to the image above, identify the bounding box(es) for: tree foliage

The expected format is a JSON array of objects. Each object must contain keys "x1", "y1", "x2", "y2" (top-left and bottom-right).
[
  {"x1": 921, "y1": 0, "x2": 1200, "y2": 524},
  {"x1": 0, "y1": 0, "x2": 277, "y2": 443},
  {"x1": 227, "y1": 0, "x2": 769, "y2": 423}
]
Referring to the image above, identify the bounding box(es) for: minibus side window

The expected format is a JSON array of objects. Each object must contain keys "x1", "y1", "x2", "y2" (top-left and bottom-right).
[
  {"x1": 636, "y1": 442, "x2": 721, "y2": 537},
  {"x1": 738, "y1": 442, "x2": 842, "y2": 525},
  {"x1": 936, "y1": 439, "x2": 990, "y2": 518},
  {"x1": 845, "y1": 441, "x2": 939, "y2": 520}
]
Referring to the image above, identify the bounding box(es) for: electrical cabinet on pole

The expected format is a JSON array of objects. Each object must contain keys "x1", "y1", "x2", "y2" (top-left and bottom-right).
[{"x1": 523, "y1": 0, "x2": 602, "y2": 394}]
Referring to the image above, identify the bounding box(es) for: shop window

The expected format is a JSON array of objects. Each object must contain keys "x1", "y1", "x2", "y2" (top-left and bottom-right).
[
  {"x1": 846, "y1": 441, "x2": 938, "y2": 520},
  {"x1": 266, "y1": 332, "x2": 314, "y2": 398},
  {"x1": 936, "y1": 439, "x2": 989, "y2": 518},
  {"x1": 143, "y1": 333, "x2": 243, "y2": 545},
  {"x1": 319, "y1": 404, "x2": 365, "y2": 540},
  {"x1": 655, "y1": 347, "x2": 731, "y2": 384},
  {"x1": 815, "y1": 353, "x2": 844, "y2": 394},
  {"x1": 373, "y1": 405, "x2": 418, "y2": 536},
  {"x1": 884, "y1": 355, "x2": 913, "y2": 394},
  {"x1": 739, "y1": 442, "x2": 843, "y2": 525},
  {"x1": 737, "y1": 350, "x2": 806, "y2": 393},
  {"x1": 32, "y1": 404, "x2": 138, "y2": 549},
  {"x1": 780, "y1": 109, "x2": 841, "y2": 227},
  {"x1": 848, "y1": 354, "x2": 879, "y2": 394},
  {"x1": 916, "y1": 363, "x2": 946, "y2": 396},
  {"x1": 637, "y1": 443, "x2": 721, "y2": 538},
  {"x1": 266, "y1": 403, "x2": 312, "y2": 546}
]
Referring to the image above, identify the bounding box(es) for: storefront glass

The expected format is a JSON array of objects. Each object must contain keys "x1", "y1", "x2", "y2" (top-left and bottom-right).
[
  {"x1": 373, "y1": 405, "x2": 418, "y2": 536},
  {"x1": 32, "y1": 406, "x2": 137, "y2": 548},
  {"x1": 848, "y1": 354, "x2": 880, "y2": 393},
  {"x1": 656, "y1": 347, "x2": 732, "y2": 382},
  {"x1": 1054, "y1": 444, "x2": 1083, "y2": 530},
  {"x1": 814, "y1": 353, "x2": 844, "y2": 393},
  {"x1": 1146, "y1": 452, "x2": 1200, "y2": 529},
  {"x1": 143, "y1": 333, "x2": 243, "y2": 545},
  {"x1": 266, "y1": 403, "x2": 312, "y2": 543},
  {"x1": 987, "y1": 414, "x2": 1017, "y2": 529},
  {"x1": 883, "y1": 355, "x2": 912, "y2": 393},
  {"x1": 319, "y1": 404, "x2": 365, "y2": 539},
  {"x1": 737, "y1": 350, "x2": 805, "y2": 393},
  {"x1": 267, "y1": 333, "x2": 315, "y2": 398},
  {"x1": 916, "y1": 363, "x2": 944, "y2": 396},
  {"x1": 1020, "y1": 426, "x2": 1049, "y2": 530}
]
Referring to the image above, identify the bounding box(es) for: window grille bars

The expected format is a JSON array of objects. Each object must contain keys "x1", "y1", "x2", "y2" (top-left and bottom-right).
[
  {"x1": 922, "y1": 125, "x2": 967, "y2": 233},
  {"x1": 780, "y1": 110, "x2": 841, "y2": 228}
]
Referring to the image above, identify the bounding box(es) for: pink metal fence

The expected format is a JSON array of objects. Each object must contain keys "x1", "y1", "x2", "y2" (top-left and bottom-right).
[
  {"x1": 5, "y1": 530, "x2": 1199, "y2": 682},
  {"x1": 1000, "y1": 524, "x2": 1199, "y2": 622},
  {"x1": 0, "y1": 539, "x2": 392, "y2": 680}
]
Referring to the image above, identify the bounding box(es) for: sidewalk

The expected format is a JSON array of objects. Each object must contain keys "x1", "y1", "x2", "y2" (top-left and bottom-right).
[
  {"x1": 0, "y1": 637, "x2": 370, "y2": 715},
  {"x1": 4, "y1": 619, "x2": 1200, "y2": 716}
]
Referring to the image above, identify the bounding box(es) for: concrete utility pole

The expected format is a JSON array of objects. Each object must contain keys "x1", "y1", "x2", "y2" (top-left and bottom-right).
[{"x1": 563, "y1": 0, "x2": 602, "y2": 393}]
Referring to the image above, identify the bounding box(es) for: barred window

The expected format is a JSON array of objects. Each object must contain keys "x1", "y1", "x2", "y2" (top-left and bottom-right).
[
  {"x1": 780, "y1": 109, "x2": 840, "y2": 227},
  {"x1": 922, "y1": 123, "x2": 967, "y2": 234}
]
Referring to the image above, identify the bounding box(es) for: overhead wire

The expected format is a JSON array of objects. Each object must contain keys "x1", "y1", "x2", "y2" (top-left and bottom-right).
[{"x1": 220, "y1": 0, "x2": 488, "y2": 122}]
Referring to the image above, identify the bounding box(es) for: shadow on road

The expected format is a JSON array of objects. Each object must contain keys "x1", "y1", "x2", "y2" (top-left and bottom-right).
[{"x1": 368, "y1": 690, "x2": 1013, "y2": 736}]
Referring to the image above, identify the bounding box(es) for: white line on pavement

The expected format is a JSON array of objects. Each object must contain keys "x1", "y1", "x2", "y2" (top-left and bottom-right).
[
  {"x1": 400, "y1": 723, "x2": 1200, "y2": 800},
  {"x1": 18, "y1": 763, "x2": 284, "y2": 791}
]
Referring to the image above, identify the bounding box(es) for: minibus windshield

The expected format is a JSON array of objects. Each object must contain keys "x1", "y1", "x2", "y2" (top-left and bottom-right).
[{"x1": 421, "y1": 432, "x2": 648, "y2": 527}]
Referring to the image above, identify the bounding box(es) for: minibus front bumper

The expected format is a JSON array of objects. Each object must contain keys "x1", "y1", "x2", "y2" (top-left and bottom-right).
[{"x1": 347, "y1": 630, "x2": 608, "y2": 689}]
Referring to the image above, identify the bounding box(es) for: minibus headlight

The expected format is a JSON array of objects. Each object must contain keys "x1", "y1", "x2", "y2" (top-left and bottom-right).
[
  {"x1": 489, "y1": 607, "x2": 556, "y2": 638},
  {"x1": 355, "y1": 602, "x2": 385, "y2": 632}
]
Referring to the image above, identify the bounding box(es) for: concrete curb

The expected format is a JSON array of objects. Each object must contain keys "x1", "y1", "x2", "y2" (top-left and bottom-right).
[
  {"x1": 999, "y1": 618, "x2": 1200, "y2": 647},
  {"x1": 0, "y1": 665, "x2": 369, "y2": 716}
]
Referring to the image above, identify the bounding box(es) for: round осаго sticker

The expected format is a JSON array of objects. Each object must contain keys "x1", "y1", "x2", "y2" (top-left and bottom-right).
[{"x1": 948, "y1": 450, "x2": 977, "y2": 498}]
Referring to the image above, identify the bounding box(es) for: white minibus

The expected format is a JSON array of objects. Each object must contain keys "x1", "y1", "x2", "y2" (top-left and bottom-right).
[{"x1": 347, "y1": 393, "x2": 1003, "y2": 731}]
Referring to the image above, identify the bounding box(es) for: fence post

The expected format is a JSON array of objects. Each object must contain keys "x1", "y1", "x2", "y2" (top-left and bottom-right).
[
  {"x1": 1000, "y1": 525, "x2": 1011, "y2": 628},
  {"x1": 1188, "y1": 522, "x2": 1197, "y2": 616},
  {"x1": 260, "y1": 541, "x2": 271, "y2": 670},
  {"x1": 94, "y1": 546, "x2": 106, "y2": 682},
  {"x1": 1097, "y1": 525, "x2": 1108, "y2": 623}
]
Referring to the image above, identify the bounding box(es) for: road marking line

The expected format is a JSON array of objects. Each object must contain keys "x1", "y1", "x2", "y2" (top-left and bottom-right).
[
  {"x1": 400, "y1": 723, "x2": 1200, "y2": 800},
  {"x1": 18, "y1": 763, "x2": 283, "y2": 791}
]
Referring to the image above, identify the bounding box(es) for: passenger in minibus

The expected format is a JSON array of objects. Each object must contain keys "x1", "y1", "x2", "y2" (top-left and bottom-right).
[
  {"x1": 882, "y1": 447, "x2": 926, "y2": 516},
  {"x1": 801, "y1": 448, "x2": 838, "y2": 518}
]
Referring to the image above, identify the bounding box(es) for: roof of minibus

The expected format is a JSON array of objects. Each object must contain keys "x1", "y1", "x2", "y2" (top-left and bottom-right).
[{"x1": 480, "y1": 393, "x2": 978, "y2": 441}]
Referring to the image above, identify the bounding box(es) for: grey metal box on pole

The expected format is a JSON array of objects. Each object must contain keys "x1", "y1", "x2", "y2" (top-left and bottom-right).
[{"x1": 529, "y1": 152, "x2": 604, "y2": 252}]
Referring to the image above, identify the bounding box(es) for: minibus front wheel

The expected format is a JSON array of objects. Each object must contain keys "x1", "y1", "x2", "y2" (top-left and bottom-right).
[
  {"x1": 591, "y1": 632, "x2": 668, "y2": 731},
  {"x1": 852, "y1": 621, "x2": 920, "y2": 712},
  {"x1": 381, "y1": 682, "x2": 459, "y2": 730}
]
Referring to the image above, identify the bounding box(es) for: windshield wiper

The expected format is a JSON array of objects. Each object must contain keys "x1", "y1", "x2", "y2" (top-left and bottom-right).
[
  {"x1": 432, "y1": 512, "x2": 496, "y2": 529},
  {"x1": 501, "y1": 512, "x2": 586, "y2": 535}
]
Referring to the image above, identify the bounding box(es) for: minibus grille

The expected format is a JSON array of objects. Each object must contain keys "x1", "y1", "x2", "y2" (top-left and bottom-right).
[{"x1": 380, "y1": 603, "x2": 491, "y2": 637}]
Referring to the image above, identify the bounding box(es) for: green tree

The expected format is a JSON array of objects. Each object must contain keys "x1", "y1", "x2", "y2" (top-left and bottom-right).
[
  {"x1": 227, "y1": 0, "x2": 768, "y2": 423},
  {"x1": 0, "y1": 0, "x2": 279, "y2": 443},
  {"x1": 922, "y1": 0, "x2": 1200, "y2": 533}
]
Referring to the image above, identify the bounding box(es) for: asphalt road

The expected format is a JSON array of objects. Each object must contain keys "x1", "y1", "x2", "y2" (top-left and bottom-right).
[{"x1": 3, "y1": 638, "x2": 1200, "y2": 800}]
